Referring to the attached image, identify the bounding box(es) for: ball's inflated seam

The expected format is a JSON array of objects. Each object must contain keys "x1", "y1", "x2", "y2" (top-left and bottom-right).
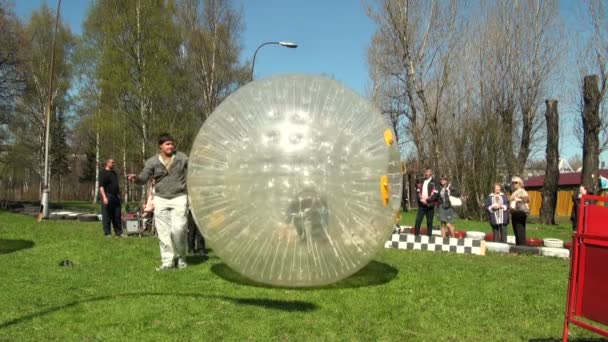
[{"x1": 188, "y1": 74, "x2": 402, "y2": 287}]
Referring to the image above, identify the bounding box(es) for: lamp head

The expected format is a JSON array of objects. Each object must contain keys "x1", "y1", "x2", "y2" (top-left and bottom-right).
[{"x1": 279, "y1": 41, "x2": 298, "y2": 48}]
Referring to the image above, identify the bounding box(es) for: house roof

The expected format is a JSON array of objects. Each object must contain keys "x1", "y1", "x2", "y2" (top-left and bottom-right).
[{"x1": 525, "y1": 170, "x2": 608, "y2": 188}]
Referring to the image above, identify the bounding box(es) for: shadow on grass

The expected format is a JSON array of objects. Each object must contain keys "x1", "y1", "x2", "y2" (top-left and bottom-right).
[
  {"x1": 0, "y1": 239, "x2": 35, "y2": 255},
  {"x1": 211, "y1": 260, "x2": 398, "y2": 289},
  {"x1": 185, "y1": 255, "x2": 210, "y2": 265},
  {"x1": 530, "y1": 338, "x2": 608, "y2": 341},
  {"x1": 216, "y1": 296, "x2": 315, "y2": 312},
  {"x1": 185, "y1": 248, "x2": 217, "y2": 265},
  {"x1": 0, "y1": 292, "x2": 316, "y2": 329}
]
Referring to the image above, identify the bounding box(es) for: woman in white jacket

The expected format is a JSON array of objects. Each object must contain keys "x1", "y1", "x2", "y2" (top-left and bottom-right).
[
  {"x1": 484, "y1": 183, "x2": 509, "y2": 243},
  {"x1": 509, "y1": 176, "x2": 529, "y2": 246}
]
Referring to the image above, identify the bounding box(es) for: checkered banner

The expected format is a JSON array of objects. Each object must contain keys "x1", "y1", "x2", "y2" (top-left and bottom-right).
[{"x1": 385, "y1": 234, "x2": 486, "y2": 256}]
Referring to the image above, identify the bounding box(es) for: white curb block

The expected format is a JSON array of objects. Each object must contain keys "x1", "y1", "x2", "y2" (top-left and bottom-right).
[
  {"x1": 466, "y1": 231, "x2": 485, "y2": 240},
  {"x1": 543, "y1": 238, "x2": 564, "y2": 248},
  {"x1": 485, "y1": 242, "x2": 510, "y2": 253},
  {"x1": 540, "y1": 247, "x2": 570, "y2": 259}
]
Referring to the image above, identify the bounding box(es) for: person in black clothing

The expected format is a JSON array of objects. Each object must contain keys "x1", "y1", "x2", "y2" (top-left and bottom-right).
[
  {"x1": 187, "y1": 209, "x2": 207, "y2": 256},
  {"x1": 99, "y1": 158, "x2": 123, "y2": 237},
  {"x1": 571, "y1": 185, "x2": 590, "y2": 232},
  {"x1": 414, "y1": 168, "x2": 439, "y2": 237},
  {"x1": 285, "y1": 188, "x2": 329, "y2": 242},
  {"x1": 438, "y1": 175, "x2": 459, "y2": 238}
]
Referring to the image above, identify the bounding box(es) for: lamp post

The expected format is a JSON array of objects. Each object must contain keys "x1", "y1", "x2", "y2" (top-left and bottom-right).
[
  {"x1": 251, "y1": 41, "x2": 297, "y2": 80},
  {"x1": 39, "y1": 0, "x2": 61, "y2": 221}
]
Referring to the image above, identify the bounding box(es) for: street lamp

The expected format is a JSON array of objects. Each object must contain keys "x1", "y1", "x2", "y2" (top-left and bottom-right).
[{"x1": 251, "y1": 41, "x2": 298, "y2": 80}]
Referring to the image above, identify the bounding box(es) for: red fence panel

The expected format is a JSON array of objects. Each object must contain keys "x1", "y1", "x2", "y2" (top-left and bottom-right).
[{"x1": 563, "y1": 194, "x2": 608, "y2": 341}]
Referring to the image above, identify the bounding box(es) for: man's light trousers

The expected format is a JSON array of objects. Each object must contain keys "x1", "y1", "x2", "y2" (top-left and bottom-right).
[{"x1": 154, "y1": 194, "x2": 188, "y2": 266}]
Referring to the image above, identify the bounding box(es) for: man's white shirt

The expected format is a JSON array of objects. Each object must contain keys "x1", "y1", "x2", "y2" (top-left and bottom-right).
[{"x1": 422, "y1": 177, "x2": 432, "y2": 200}]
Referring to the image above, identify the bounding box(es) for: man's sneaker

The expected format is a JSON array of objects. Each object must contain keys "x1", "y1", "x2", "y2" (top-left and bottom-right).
[
  {"x1": 176, "y1": 258, "x2": 187, "y2": 269},
  {"x1": 105, "y1": 235, "x2": 112, "y2": 238},
  {"x1": 156, "y1": 264, "x2": 173, "y2": 272}
]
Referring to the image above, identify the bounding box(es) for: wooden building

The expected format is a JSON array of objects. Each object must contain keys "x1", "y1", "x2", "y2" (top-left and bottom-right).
[{"x1": 524, "y1": 170, "x2": 608, "y2": 217}]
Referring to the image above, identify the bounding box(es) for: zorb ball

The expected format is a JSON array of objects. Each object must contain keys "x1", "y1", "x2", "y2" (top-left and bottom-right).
[{"x1": 187, "y1": 74, "x2": 402, "y2": 287}]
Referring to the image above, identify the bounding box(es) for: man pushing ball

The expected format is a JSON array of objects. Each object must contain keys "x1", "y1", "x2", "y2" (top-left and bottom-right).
[{"x1": 128, "y1": 133, "x2": 189, "y2": 271}]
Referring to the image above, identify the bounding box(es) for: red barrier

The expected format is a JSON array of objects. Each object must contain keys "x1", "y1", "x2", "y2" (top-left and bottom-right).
[{"x1": 563, "y1": 194, "x2": 608, "y2": 341}]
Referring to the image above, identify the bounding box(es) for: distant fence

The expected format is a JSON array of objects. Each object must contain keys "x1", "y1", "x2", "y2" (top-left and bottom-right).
[{"x1": 528, "y1": 190, "x2": 575, "y2": 217}]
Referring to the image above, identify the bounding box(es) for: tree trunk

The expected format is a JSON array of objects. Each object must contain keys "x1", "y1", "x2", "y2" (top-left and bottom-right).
[
  {"x1": 540, "y1": 100, "x2": 559, "y2": 224},
  {"x1": 58, "y1": 175, "x2": 62, "y2": 204},
  {"x1": 93, "y1": 130, "x2": 100, "y2": 204},
  {"x1": 516, "y1": 106, "x2": 535, "y2": 176},
  {"x1": 401, "y1": 161, "x2": 409, "y2": 213},
  {"x1": 123, "y1": 143, "x2": 128, "y2": 204},
  {"x1": 408, "y1": 173, "x2": 417, "y2": 210},
  {"x1": 499, "y1": 107, "x2": 517, "y2": 179},
  {"x1": 136, "y1": 0, "x2": 148, "y2": 201},
  {"x1": 581, "y1": 75, "x2": 601, "y2": 194}
]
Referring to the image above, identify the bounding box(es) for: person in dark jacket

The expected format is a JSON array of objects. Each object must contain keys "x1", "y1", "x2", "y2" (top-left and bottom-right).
[
  {"x1": 438, "y1": 176, "x2": 459, "y2": 238},
  {"x1": 571, "y1": 185, "x2": 588, "y2": 232},
  {"x1": 285, "y1": 188, "x2": 329, "y2": 242},
  {"x1": 99, "y1": 158, "x2": 123, "y2": 238},
  {"x1": 187, "y1": 209, "x2": 207, "y2": 256},
  {"x1": 413, "y1": 168, "x2": 439, "y2": 237},
  {"x1": 509, "y1": 176, "x2": 529, "y2": 246},
  {"x1": 485, "y1": 183, "x2": 509, "y2": 243}
]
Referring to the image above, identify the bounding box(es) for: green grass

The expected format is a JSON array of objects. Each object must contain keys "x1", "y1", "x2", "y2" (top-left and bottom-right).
[
  {"x1": 399, "y1": 211, "x2": 576, "y2": 242},
  {"x1": 0, "y1": 211, "x2": 600, "y2": 341}
]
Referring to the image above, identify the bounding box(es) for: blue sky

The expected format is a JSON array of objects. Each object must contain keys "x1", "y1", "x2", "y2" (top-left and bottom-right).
[
  {"x1": 13, "y1": 0, "x2": 603, "y2": 165},
  {"x1": 14, "y1": 0, "x2": 375, "y2": 95}
]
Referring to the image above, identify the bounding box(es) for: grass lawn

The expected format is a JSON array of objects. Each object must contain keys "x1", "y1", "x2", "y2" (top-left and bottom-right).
[
  {"x1": 398, "y1": 211, "x2": 576, "y2": 242},
  {"x1": 0, "y1": 211, "x2": 600, "y2": 341}
]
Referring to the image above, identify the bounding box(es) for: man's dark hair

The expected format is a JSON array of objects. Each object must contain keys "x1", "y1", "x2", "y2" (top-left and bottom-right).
[
  {"x1": 158, "y1": 133, "x2": 175, "y2": 145},
  {"x1": 104, "y1": 158, "x2": 115, "y2": 167}
]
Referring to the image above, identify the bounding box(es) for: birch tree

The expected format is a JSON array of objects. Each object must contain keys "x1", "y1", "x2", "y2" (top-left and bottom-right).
[
  {"x1": 366, "y1": 0, "x2": 462, "y2": 170},
  {"x1": 175, "y1": 0, "x2": 249, "y2": 146},
  {"x1": 11, "y1": 4, "x2": 75, "y2": 196}
]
